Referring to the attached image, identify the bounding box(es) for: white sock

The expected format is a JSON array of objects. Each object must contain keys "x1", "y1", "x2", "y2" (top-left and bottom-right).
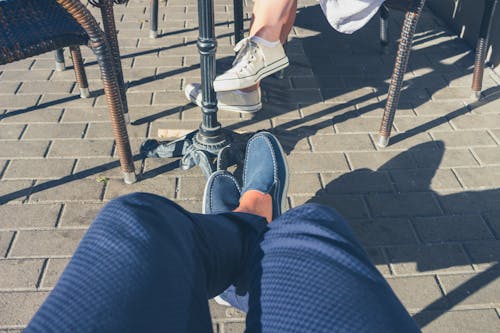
[{"x1": 251, "y1": 36, "x2": 280, "y2": 47}]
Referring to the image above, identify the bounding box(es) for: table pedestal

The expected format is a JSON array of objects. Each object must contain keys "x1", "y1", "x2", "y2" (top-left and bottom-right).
[{"x1": 141, "y1": 0, "x2": 244, "y2": 178}]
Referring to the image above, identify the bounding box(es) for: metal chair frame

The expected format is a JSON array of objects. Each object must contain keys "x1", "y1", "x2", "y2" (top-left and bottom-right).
[
  {"x1": 377, "y1": 0, "x2": 499, "y2": 147},
  {"x1": 0, "y1": 0, "x2": 136, "y2": 183}
]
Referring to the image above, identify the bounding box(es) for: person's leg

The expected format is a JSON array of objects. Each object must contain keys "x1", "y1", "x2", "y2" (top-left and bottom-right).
[
  {"x1": 250, "y1": 0, "x2": 297, "y2": 43},
  {"x1": 244, "y1": 203, "x2": 420, "y2": 333},
  {"x1": 26, "y1": 192, "x2": 267, "y2": 333}
]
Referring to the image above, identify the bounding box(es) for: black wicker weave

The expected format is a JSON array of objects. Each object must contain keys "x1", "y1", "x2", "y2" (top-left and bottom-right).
[{"x1": 0, "y1": 0, "x2": 136, "y2": 183}]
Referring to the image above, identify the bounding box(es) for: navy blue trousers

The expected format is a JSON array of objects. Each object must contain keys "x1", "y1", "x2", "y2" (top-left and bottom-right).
[{"x1": 26, "y1": 193, "x2": 419, "y2": 332}]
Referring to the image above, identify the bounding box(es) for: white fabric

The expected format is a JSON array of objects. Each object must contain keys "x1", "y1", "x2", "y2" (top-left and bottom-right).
[{"x1": 319, "y1": 0, "x2": 386, "y2": 34}]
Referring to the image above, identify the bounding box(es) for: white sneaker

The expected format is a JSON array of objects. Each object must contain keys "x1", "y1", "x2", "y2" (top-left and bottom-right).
[
  {"x1": 185, "y1": 82, "x2": 262, "y2": 113},
  {"x1": 213, "y1": 37, "x2": 289, "y2": 92}
]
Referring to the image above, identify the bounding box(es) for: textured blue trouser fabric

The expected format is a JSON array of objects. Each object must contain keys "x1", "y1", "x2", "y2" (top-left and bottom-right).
[{"x1": 26, "y1": 193, "x2": 419, "y2": 333}]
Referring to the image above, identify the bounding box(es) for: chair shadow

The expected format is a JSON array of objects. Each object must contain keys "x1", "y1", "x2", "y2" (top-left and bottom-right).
[{"x1": 304, "y1": 141, "x2": 500, "y2": 328}]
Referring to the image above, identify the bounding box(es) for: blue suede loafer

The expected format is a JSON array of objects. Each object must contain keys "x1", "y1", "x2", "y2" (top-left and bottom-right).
[
  {"x1": 203, "y1": 170, "x2": 241, "y2": 214},
  {"x1": 242, "y1": 131, "x2": 289, "y2": 220}
]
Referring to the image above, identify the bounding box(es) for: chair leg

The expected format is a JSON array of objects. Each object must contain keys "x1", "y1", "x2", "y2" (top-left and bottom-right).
[
  {"x1": 54, "y1": 49, "x2": 66, "y2": 71},
  {"x1": 471, "y1": 0, "x2": 499, "y2": 101},
  {"x1": 378, "y1": 0, "x2": 426, "y2": 148},
  {"x1": 379, "y1": 4, "x2": 390, "y2": 55},
  {"x1": 99, "y1": 0, "x2": 130, "y2": 123},
  {"x1": 150, "y1": 0, "x2": 159, "y2": 38},
  {"x1": 69, "y1": 46, "x2": 90, "y2": 98},
  {"x1": 233, "y1": 0, "x2": 244, "y2": 43}
]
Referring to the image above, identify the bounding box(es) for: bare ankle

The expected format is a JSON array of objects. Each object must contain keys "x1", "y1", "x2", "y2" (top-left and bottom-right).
[{"x1": 234, "y1": 190, "x2": 273, "y2": 223}]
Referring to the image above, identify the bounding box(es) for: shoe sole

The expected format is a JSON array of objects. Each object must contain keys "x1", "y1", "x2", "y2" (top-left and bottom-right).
[
  {"x1": 187, "y1": 90, "x2": 262, "y2": 114},
  {"x1": 213, "y1": 57, "x2": 289, "y2": 92}
]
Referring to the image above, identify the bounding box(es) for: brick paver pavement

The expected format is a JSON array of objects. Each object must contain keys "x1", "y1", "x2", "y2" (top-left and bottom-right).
[{"x1": 1, "y1": 0, "x2": 500, "y2": 332}]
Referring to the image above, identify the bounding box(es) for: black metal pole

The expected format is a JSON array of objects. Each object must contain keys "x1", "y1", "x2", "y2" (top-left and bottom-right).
[
  {"x1": 471, "y1": 0, "x2": 499, "y2": 99},
  {"x1": 150, "y1": 0, "x2": 159, "y2": 38},
  {"x1": 196, "y1": 0, "x2": 224, "y2": 145},
  {"x1": 379, "y1": 4, "x2": 390, "y2": 54},
  {"x1": 54, "y1": 49, "x2": 65, "y2": 71},
  {"x1": 233, "y1": 0, "x2": 244, "y2": 43}
]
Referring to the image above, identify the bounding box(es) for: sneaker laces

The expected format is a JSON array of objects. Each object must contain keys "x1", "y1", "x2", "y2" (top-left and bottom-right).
[{"x1": 231, "y1": 37, "x2": 262, "y2": 73}]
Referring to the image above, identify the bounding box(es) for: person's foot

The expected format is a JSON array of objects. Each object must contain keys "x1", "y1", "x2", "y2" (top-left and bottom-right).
[
  {"x1": 213, "y1": 37, "x2": 289, "y2": 92},
  {"x1": 203, "y1": 170, "x2": 241, "y2": 214},
  {"x1": 185, "y1": 83, "x2": 262, "y2": 113},
  {"x1": 239, "y1": 131, "x2": 290, "y2": 220}
]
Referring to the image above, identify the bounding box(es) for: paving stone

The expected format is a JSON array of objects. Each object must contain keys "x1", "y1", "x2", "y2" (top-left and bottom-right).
[
  {"x1": 40, "y1": 258, "x2": 70, "y2": 289},
  {"x1": 299, "y1": 194, "x2": 369, "y2": 219},
  {"x1": 48, "y1": 139, "x2": 114, "y2": 158},
  {"x1": 3, "y1": 159, "x2": 75, "y2": 180},
  {"x1": 0, "y1": 180, "x2": 33, "y2": 204},
  {"x1": 0, "y1": 141, "x2": 50, "y2": 159},
  {"x1": 416, "y1": 309, "x2": 500, "y2": 333},
  {"x1": 350, "y1": 218, "x2": 418, "y2": 246},
  {"x1": 366, "y1": 192, "x2": 441, "y2": 218},
  {"x1": 321, "y1": 170, "x2": 393, "y2": 194},
  {"x1": 59, "y1": 203, "x2": 104, "y2": 228},
  {"x1": 0, "y1": 259, "x2": 44, "y2": 289},
  {"x1": 272, "y1": 116, "x2": 334, "y2": 135},
  {"x1": 38, "y1": 93, "x2": 95, "y2": 109},
  {"x1": 431, "y1": 87, "x2": 477, "y2": 101},
  {"x1": 177, "y1": 176, "x2": 205, "y2": 200},
  {"x1": 347, "y1": 151, "x2": 416, "y2": 170},
  {"x1": 289, "y1": 173, "x2": 321, "y2": 194},
  {"x1": 0, "y1": 204, "x2": 60, "y2": 229},
  {"x1": 23, "y1": 124, "x2": 86, "y2": 140},
  {"x1": 482, "y1": 211, "x2": 500, "y2": 239},
  {"x1": 431, "y1": 131, "x2": 497, "y2": 147},
  {"x1": 300, "y1": 102, "x2": 355, "y2": 119},
  {"x1": 387, "y1": 276, "x2": 446, "y2": 310},
  {"x1": 472, "y1": 147, "x2": 500, "y2": 165},
  {"x1": 386, "y1": 244, "x2": 473, "y2": 275},
  {"x1": 9, "y1": 229, "x2": 85, "y2": 257},
  {"x1": 310, "y1": 134, "x2": 374, "y2": 152},
  {"x1": 439, "y1": 272, "x2": 500, "y2": 308},
  {"x1": 104, "y1": 176, "x2": 176, "y2": 201},
  {"x1": 1, "y1": 108, "x2": 63, "y2": 124},
  {"x1": 287, "y1": 153, "x2": 349, "y2": 172},
  {"x1": 454, "y1": 167, "x2": 500, "y2": 188},
  {"x1": 223, "y1": 322, "x2": 246, "y2": 333},
  {"x1": 334, "y1": 117, "x2": 380, "y2": 133},
  {"x1": 450, "y1": 115, "x2": 500, "y2": 130},
  {"x1": 394, "y1": 116, "x2": 454, "y2": 132},
  {"x1": 464, "y1": 241, "x2": 500, "y2": 270},
  {"x1": 2, "y1": 94, "x2": 40, "y2": 109},
  {"x1": 414, "y1": 215, "x2": 494, "y2": 243},
  {"x1": 390, "y1": 169, "x2": 462, "y2": 192},
  {"x1": 60, "y1": 107, "x2": 110, "y2": 123},
  {"x1": 0, "y1": 82, "x2": 20, "y2": 95},
  {"x1": 73, "y1": 157, "x2": 133, "y2": 179},
  {"x1": 437, "y1": 189, "x2": 500, "y2": 215},
  {"x1": 29, "y1": 178, "x2": 104, "y2": 203},
  {"x1": 18, "y1": 82, "x2": 74, "y2": 95},
  {"x1": 0, "y1": 125, "x2": 24, "y2": 140},
  {"x1": 85, "y1": 122, "x2": 148, "y2": 139},
  {"x1": 0, "y1": 70, "x2": 51, "y2": 81},
  {"x1": 0, "y1": 231, "x2": 15, "y2": 257},
  {"x1": 267, "y1": 89, "x2": 322, "y2": 104},
  {"x1": 491, "y1": 129, "x2": 500, "y2": 143},
  {"x1": 413, "y1": 101, "x2": 468, "y2": 116},
  {"x1": 411, "y1": 147, "x2": 479, "y2": 168},
  {"x1": 0, "y1": 291, "x2": 49, "y2": 327}
]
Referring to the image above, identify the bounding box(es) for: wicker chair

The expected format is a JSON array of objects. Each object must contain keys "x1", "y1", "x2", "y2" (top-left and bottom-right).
[
  {"x1": 0, "y1": 0, "x2": 136, "y2": 183},
  {"x1": 377, "y1": 0, "x2": 499, "y2": 147},
  {"x1": 149, "y1": 0, "x2": 245, "y2": 43}
]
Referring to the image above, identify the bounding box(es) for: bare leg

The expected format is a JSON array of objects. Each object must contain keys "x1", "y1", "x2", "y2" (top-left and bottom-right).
[{"x1": 240, "y1": 0, "x2": 296, "y2": 92}]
